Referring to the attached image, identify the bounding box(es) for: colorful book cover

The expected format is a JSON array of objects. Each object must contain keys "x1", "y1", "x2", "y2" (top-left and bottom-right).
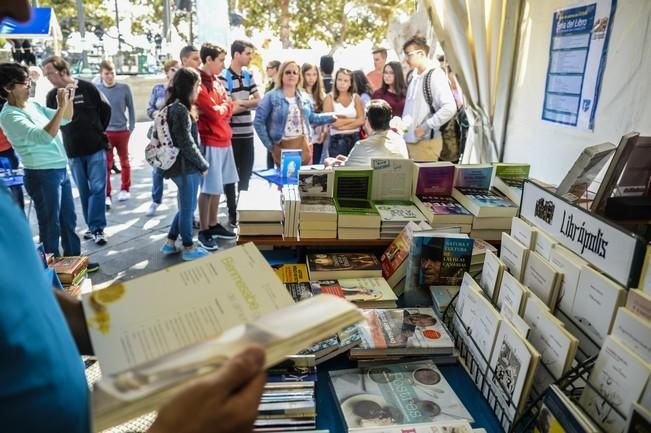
[
  {"x1": 374, "y1": 201, "x2": 426, "y2": 222},
  {"x1": 454, "y1": 187, "x2": 518, "y2": 208},
  {"x1": 329, "y1": 360, "x2": 473, "y2": 430},
  {"x1": 280, "y1": 149, "x2": 302, "y2": 185},
  {"x1": 309, "y1": 277, "x2": 397, "y2": 306},
  {"x1": 534, "y1": 386, "x2": 591, "y2": 433},
  {"x1": 494, "y1": 163, "x2": 531, "y2": 179},
  {"x1": 417, "y1": 196, "x2": 473, "y2": 216},
  {"x1": 354, "y1": 308, "x2": 454, "y2": 352},
  {"x1": 307, "y1": 253, "x2": 382, "y2": 277},
  {"x1": 415, "y1": 165, "x2": 455, "y2": 196},
  {"x1": 380, "y1": 222, "x2": 428, "y2": 284},
  {"x1": 454, "y1": 165, "x2": 494, "y2": 189}
]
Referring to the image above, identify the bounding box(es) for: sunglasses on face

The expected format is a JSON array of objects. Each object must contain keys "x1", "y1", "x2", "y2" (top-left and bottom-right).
[{"x1": 284, "y1": 70, "x2": 299, "y2": 75}]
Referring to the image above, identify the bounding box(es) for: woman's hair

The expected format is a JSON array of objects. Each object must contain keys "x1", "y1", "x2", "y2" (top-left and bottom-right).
[
  {"x1": 165, "y1": 66, "x2": 201, "y2": 111},
  {"x1": 163, "y1": 59, "x2": 180, "y2": 73},
  {"x1": 301, "y1": 63, "x2": 325, "y2": 112},
  {"x1": 352, "y1": 70, "x2": 372, "y2": 97},
  {"x1": 381, "y1": 61, "x2": 407, "y2": 97},
  {"x1": 332, "y1": 68, "x2": 356, "y2": 101},
  {"x1": 0, "y1": 62, "x2": 29, "y2": 100},
  {"x1": 275, "y1": 60, "x2": 303, "y2": 90}
]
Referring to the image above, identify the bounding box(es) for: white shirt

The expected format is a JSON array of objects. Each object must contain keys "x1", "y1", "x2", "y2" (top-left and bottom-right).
[
  {"x1": 345, "y1": 129, "x2": 408, "y2": 166},
  {"x1": 282, "y1": 97, "x2": 303, "y2": 139},
  {"x1": 403, "y1": 66, "x2": 456, "y2": 144}
]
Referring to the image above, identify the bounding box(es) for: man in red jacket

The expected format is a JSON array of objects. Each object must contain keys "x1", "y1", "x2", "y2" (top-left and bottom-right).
[{"x1": 195, "y1": 43, "x2": 238, "y2": 251}]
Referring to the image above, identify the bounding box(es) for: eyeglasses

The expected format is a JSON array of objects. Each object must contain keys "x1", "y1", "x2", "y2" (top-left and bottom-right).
[
  {"x1": 14, "y1": 78, "x2": 32, "y2": 87},
  {"x1": 404, "y1": 50, "x2": 423, "y2": 58},
  {"x1": 284, "y1": 70, "x2": 299, "y2": 75}
]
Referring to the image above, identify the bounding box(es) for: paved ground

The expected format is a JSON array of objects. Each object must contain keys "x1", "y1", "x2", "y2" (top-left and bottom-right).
[{"x1": 27, "y1": 121, "x2": 270, "y2": 289}]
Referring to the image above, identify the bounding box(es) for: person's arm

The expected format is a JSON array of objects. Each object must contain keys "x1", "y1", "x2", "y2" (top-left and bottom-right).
[
  {"x1": 168, "y1": 105, "x2": 209, "y2": 173},
  {"x1": 54, "y1": 290, "x2": 94, "y2": 355},
  {"x1": 331, "y1": 94, "x2": 365, "y2": 129},
  {"x1": 147, "y1": 85, "x2": 160, "y2": 120},
  {"x1": 1, "y1": 91, "x2": 70, "y2": 144},
  {"x1": 252, "y1": 93, "x2": 274, "y2": 150},
  {"x1": 126, "y1": 85, "x2": 136, "y2": 132},
  {"x1": 419, "y1": 68, "x2": 456, "y2": 132},
  {"x1": 148, "y1": 346, "x2": 266, "y2": 433},
  {"x1": 195, "y1": 84, "x2": 233, "y2": 122}
]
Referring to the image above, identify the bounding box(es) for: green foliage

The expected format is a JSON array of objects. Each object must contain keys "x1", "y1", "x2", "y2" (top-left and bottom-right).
[
  {"x1": 235, "y1": 0, "x2": 415, "y2": 50},
  {"x1": 40, "y1": 0, "x2": 114, "y2": 35}
]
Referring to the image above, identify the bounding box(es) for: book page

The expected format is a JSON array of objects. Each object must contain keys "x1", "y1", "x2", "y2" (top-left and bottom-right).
[
  {"x1": 83, "y1": 244, "x2": 294, "y2": 376},
  {"x1": 371, "y1": 158, "x2": 413, "y2": 201}
]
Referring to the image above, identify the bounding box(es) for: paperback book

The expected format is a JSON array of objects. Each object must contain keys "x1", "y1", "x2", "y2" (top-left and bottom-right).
[
  {"x1": 380, "y1": 221, "x2": 432, "y2": 290},
  {"x1": 298, "y1": 167, "x2": 333, "y2": 197},
  {"x1": 307, "y1": 252, "x2": 382, "y2": 280},
  {"x1": 309, "y1": 277, "x2": 398, "y2": 309}
]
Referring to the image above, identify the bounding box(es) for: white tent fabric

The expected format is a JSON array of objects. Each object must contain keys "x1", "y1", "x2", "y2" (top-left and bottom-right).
[{"x1": 422, "y1": 0, "x2": 522, "y2": 163}]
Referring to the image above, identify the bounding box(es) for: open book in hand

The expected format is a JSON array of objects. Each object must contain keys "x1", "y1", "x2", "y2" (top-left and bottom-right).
[{"x1": 92, "y1": 294, "x2": 362, "y2": 430}]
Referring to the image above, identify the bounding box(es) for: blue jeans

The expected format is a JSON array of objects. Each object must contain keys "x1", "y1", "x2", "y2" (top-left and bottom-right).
[
  {"x1": 328, "y1": 132, "x2": 360, "y2": 158},
  {"x1": 23, "y1": 168, "x2": 80, "y2": 257},
  {"x1": 168, "y1": 172, "x2": 201, "y2": 247},
  {"x1": 69, "y1": 149, "x2": 107, "y2": 233},
  {"x1": 152, "y1": 168, "x2": 164, "y2": 204},
  {"x1": 0, "y1": 148, "x2": 24, "y2": 211}
]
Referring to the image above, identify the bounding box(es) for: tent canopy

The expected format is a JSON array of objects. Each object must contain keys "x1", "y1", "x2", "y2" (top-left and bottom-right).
[{"x1": 0, "y1": 7, "x2": 61, "y2": 40}]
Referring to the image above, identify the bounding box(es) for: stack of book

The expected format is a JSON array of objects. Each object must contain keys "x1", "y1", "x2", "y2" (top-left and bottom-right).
[
  {"x1": 451, "y1": 165, "x2": 519, "y2": 240},
  {"x1": 281, "y1": 184, "x2": 300, "y2": 239},
  {"x1": 255, "y1": 355, "x2": 318, "y2": 432},
  {"x1": 411, "y1": 162, "x2": 474, "y2": 233},
  {"x1": 298, "y1": 168, "x2": 337, "y2": 239},
  {"x1": 469, "y1": 238, "x2": 498, "y2": 274},
  {"x1": 238, "y1": 181, "x2": 284, "y2": 236},
  {"x1": 492, "y1": 163, "x2": 530, "y2": 206},
  {"x1": 50, "y1": 255, "x2": 89, "y2": 296},
  {"x1": 370, "y1": 158, "x2": 427, "y2": 239},
  {"x1": 380, "y1": 221, "x2": 432, "y2": 296},
  {"x1": 350, "y1": 307, "x2": 456, "y2": 362},
  {"x1": 307, "y1": 252, "x2": 383, "y2": 281},
  {"x1": 309, "y1": 277, "x2": 398, "y2": 309},
  {"x1": 334, "y1": 168, "x2": 380, "y2": 240}
]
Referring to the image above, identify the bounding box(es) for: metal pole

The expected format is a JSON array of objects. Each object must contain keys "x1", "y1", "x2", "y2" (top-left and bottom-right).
[
  {"x1": 114, "y1": 0, "x2": 122, "y2": 52},
  {"x1": 163, "y1": 0, "x2": 171, "y2": 43},
  {"x1": 189, "y1": 0, "x2": 194, "y2": 45},
  {"x1": 76, "y1": 0, "x2": 85, "y2": 38}
]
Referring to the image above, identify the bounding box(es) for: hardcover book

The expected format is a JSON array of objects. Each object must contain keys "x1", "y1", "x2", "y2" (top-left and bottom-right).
[
  {"x1": 306, "y1": 252, "x2": 382, "y2": 280},
  {"x1": 404, "y1": 234, "x2": 474, "y2": 306},
  {"x1": 329, "y1": 360, "x2": 473, "y2": 431},
  {"x1": 351, "y1": 308, "x2": 454, "y2": 358},
  {"x1": 309, "y1": 277, "x2": 398, "y2": 309}
]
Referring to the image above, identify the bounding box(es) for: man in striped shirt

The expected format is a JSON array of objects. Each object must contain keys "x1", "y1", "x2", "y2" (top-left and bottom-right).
[{"x1": 219, "y1": 40, "x2": 261, "y2": 227}]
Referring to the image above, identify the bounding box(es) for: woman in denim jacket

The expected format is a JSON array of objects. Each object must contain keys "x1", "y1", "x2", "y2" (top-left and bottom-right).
[{"x1": 254, "y1": 60, "x2": 336, "y2": 165}]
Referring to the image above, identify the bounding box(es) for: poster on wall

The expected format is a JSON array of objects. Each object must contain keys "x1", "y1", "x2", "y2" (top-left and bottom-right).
[{"x1": 541, "y1": 0, "x2": 616, "y2": 130}]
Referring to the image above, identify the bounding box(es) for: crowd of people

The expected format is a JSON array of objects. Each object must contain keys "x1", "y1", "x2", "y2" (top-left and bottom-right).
[{"x1": 0, "y1": 2, "x2": 468, "y2": 432}]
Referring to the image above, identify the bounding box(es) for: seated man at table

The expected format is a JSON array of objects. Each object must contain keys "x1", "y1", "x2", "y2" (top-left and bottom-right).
[{"x1": 325, "y1": 99, "x2": 408, "y2": 168}]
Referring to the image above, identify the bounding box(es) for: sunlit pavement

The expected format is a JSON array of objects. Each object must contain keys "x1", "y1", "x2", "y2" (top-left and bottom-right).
[{"x1": 27, "y1": 121, "x2": 269, "y2": 289}]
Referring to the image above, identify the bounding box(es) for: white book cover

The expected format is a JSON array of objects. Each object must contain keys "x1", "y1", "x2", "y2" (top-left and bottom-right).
[
  {"x1": 486, "y1": 320, "x2": 539, "y2": 421},
  {"x1": 460, "y1": 289, "x2": 501, "y2": 383},
  {"x1": 497, "y1": 271, "x2": 528, "y2": 314},
  {"x1": 626, "y1": 289, "x2": 651, "y2": 322},
  {"x1": 500, "y1": 232, "x2": 529, "y2": 281},
  {"x1": 511, "y1": 217, "x2": 536, "y2": 249},
  {"x1": 452, "y1": 273, "x2": 482, "y2": 333},
  {"x1": 374, "y1": 202, "x2": 426, "y2": 223},
  {"x1": 371, "y1": 158, "x2": 414, "y2": 201},
  {"x1": 579, "y1": 336, "x2": 651, "y2": 433},
  {"x1": 522, "y1": 295, "x2": 553, "y2": 333},
  {"x1": 522, "y1": 251, "x2": 562, "y2": 309},
  {"x1": 298, "y1": 168, "x2": 333, "y2": 198},
  {"x1": 549, "y1": 245, "x2": 589, "y2": 315},
  {"x1": 479, "y1": 250, "x2": 504, "y2": 303},
  {"x1": 639, "y1": 245, "x2": 651, "y2": 293},
  {"x1": 82, "y1": 243, "x2": 296, "y2": 376},
  {"x1": 351, "y1": 421, "x2": 473, "y2": 433},
  {"x1": 571, "y1": 266, "x2": 626, "y2": 345},
  {"x1": 533, "y1": 229, "x2": 557, "y2": 261},
  {"x1": 529, "y1": 311, "x2": 577, "y2": 393},
  {"x1": 500, "y1": 304, "x2": 530, "y2": 338},
  {"x1": 610, "y1": 307, "x2": 651, "y2": 364}
]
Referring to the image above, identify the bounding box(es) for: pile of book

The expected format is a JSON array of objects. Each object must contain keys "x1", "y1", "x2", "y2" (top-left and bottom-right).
[
  {"x1": 298, "y1": 168, "x2": 336, "y2": 239},
  {"x1": 281, "y1": 184, "x2": 300, "y2": 239},
  {"x1": 374, "y1": 201, "x2": 426, "y2": 239},
  {"x1": 255, "y1": 355, "x2": 318, "y2": 432},
  {"x1": 492, "y1": 162, "x2": 530, "y2": 205},
  {"x1": 451, "y1": 164, "x2": 518, "y2": 240},
  {"x1": 238, "y1": 181, "x2": 284, "y2": 236},
  {"x1": 50, "y1": 255, "x2": 89, "y2": 297},
  {"x1": 334, "y1": 168, "x2": 380, "y2": 240}
]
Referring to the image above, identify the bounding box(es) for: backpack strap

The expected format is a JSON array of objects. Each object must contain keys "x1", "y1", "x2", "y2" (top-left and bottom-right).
[
  {"x1": 422, "y1": 68, "x2": 435, "y2": 115},
  {"x1": 224, "y1": 69, "x2": 233, "y2": 94},
  {"x1": 243, "y1": 69, "x2": 251, "y2": 88}
]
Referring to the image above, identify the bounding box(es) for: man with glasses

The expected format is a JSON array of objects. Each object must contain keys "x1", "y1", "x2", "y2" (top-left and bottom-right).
[
  {"x1": 43, "y1": 55, "x2": 112, "y2": 246},
  {"x1": 401, "y1": 35, "x2": 457, "y2": 162}
]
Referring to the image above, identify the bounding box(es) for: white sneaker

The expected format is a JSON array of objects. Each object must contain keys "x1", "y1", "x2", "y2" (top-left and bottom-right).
[
  {"x1": 145, "y1": 202, "x2": 160, "y2": 217},
  {"x1": 117, "y1": 190, "x2": 131, "y2": 201},
  {"x1": 105, "y1": 196, "x2": 112, "y2": 210}
]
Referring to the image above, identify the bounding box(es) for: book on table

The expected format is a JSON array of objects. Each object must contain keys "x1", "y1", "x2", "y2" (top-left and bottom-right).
[
  {"x1": 238, "y1": 182, "x2": 284, "y2": 223},
  {"x1": 309, "y1": 277, "x2": 397, "y2": 308},
  {"x1": 329, "y1": 360, "x2": 473, "y2": 431},
  {"x1": 492, "y1": 163, "x2": 531, "y2": 205},
  {"x1": 306, "y1": 252, "x2": 382, "y2": 280},
  {"x1": 555, "y1": 142, "x2": 616, "y2": 202},
  {"x1": 451, "y1": 187, "x2": 519, "y2": 218},
  {"x1": 534, "y1": 385, "x2": 599, "y2": 433},
  {"x1": 380, "y1": 221, "x2": 432, "y2": 292},
  {"x1": 350, "y1": 308, "x2": 454, "y2": 359},
  {"x1": 334, "y1": 168, "x2": 380, "y2": 231},
  {"x1": 83, "y1": 243, "x2": 363, "y2": 430},
  {"x1": 370, "y1": 157, "x2": 415, "y2": 201},
  {"x1": 298, "y1": 166, "x2": 333, "y2": 198}
]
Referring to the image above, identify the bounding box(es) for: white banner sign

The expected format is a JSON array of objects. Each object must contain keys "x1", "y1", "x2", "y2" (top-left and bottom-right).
[{"x1": 521, "y1": 181, "x2": 643, "y2": 287}]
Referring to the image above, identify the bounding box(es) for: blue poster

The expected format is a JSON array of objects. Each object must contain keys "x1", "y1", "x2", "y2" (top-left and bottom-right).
[{"x1": 542, "y1": 0, "x2": 616, "y2": 130}]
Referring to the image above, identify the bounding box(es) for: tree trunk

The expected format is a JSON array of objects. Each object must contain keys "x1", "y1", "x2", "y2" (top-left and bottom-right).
[{"x1": 280, "y1": 0, "x2": 291, "y2": 48}]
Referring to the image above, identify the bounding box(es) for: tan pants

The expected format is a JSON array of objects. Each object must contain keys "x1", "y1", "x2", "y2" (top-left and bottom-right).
[{"x1": 407, "y1": 137, "x2": 442, "y2": 162}]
